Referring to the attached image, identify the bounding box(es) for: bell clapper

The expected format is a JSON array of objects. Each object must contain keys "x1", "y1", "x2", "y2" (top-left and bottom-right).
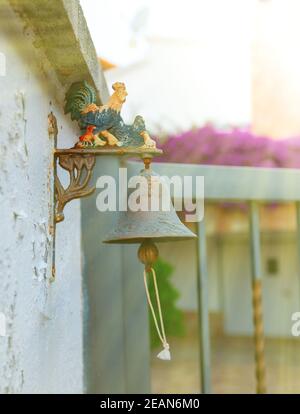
[
  {"x1": 138, "y1": 239, "x2": 158, "y2": 271},
  {"x1": 138, "y1": 240, "x2": 171, "y2": 361}
]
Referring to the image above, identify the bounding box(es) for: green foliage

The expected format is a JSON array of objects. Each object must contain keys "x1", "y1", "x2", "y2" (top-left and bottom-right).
[{"x1": 149, "y1": 258, "x2": 185, "y2": 349}]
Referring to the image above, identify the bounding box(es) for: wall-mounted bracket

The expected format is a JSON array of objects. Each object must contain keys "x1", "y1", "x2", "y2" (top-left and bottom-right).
[
  {"x1": 54, "y1": 147, "x2": 162, "y2": 223},
  {"x1": 54, "y1": 152, "x2": 96, "y2": 223}
]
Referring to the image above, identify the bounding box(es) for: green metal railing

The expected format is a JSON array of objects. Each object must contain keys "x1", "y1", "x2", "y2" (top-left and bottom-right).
[{"x1": 128, "y1": 161, "x2": 300, "y2": 394}]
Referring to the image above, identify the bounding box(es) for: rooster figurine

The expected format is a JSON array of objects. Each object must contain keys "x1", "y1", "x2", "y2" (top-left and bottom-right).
[
  {"x1": 64, "y1": 81, "x2": 156, "y2": 149},
  {"x1": 79, "y1": 125, "x2": 98, "y2": 144}
]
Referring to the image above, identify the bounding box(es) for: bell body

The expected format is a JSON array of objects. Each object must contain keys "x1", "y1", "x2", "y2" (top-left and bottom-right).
[{"x1": 103, "y1": 168, "x2": 196, "y2": 244}]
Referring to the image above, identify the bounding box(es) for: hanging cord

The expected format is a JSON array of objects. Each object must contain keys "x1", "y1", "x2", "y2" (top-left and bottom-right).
[{"x1": 143, "y1": 267, "x2": 171, "y2": 360}]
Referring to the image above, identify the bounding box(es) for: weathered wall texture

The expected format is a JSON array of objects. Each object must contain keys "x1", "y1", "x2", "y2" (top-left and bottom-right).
[{"x1": 0, "y1": 2, "x2": 83, "y2": 393}]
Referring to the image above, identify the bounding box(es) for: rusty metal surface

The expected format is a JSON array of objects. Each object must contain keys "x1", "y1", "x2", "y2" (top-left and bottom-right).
[
  {"x1": 55, "y1": 147, "x2": 163, "y2": 156},
  {"x1": 249, "y1": 201, "x2": 267, "y2": 394},
  {"x1": 252, "y1": 279, "x2": 267, "y2": 394}
]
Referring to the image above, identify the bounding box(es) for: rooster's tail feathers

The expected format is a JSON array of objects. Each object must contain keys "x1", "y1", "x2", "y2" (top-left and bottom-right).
[{"x1": 64, "y1": 81, "x2": 97, "y2": 121}]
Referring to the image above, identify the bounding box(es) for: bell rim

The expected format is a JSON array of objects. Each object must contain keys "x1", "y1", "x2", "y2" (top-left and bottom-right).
[{"x1": 103, "y1": 233, "x2": 197, "y2": 244}]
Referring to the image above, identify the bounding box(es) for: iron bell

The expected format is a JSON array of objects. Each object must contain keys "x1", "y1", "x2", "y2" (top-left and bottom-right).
[
  {"x1": 103, "y1": 164, "x2": 196, "y2": 244},
  {"x1": 103, "y1": 160, "x2": 196, "y2": 360}
]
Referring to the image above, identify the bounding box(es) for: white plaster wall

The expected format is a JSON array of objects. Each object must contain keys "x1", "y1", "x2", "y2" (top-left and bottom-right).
[{"x1": 0, "y1": 4, "x2": 83, "y2": 393}]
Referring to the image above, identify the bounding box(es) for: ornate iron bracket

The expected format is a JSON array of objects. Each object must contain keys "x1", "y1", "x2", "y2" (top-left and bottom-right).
[
  {"x1": 53, "y1": 148, "x2": 162, "y2": 224},
  {"x1": 54, "y1": 153, "x2": 96, "y2": 223}
]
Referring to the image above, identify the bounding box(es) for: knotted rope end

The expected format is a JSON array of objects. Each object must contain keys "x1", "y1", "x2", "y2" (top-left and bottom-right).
[{"x1": 157, "y1": 343, "x2": 171, "y2": 361}]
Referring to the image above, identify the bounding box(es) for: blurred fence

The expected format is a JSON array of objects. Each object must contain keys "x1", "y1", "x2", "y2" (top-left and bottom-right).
[{"x1": 128, "y1": 161, "x2": 300, "y2": 394}]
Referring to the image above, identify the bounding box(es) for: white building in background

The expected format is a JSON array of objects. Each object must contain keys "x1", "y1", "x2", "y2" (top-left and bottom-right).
[
  {"x1": 81, "y1": 0, "x2": 253, "y2": 135},
  {"x1": 252, "y1": 0, "x2": 300, "y2": 138}
]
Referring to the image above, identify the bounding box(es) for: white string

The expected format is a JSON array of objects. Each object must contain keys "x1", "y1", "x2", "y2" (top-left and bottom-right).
[{"x1": 143, "y1": 268, "x2": 171, "y2": 360}]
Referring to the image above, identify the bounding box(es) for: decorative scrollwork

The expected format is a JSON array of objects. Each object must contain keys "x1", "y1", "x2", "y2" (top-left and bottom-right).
[{"x1": 54, "y1": 154, "x2": 96, "y2": 223}]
